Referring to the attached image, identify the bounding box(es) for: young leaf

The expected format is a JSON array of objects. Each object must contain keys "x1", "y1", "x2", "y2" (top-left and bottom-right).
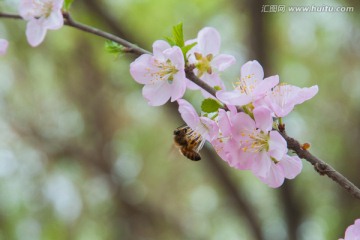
[
  {"x1": 201, "y1": 98, "x2": 223, "y2": 113},
  {"x1": 164, "y1": 36, "x2": 176, "y2": 46},
  {"x1": 64, "y1": 0, "x2": 75, "y2": 11},
  {"x1": 172, "y1": 22, "x2": 184, "y2": 47},
  {"x1": 105, "y1": 40, "x2": 125, "y2": 56},
  {"x1": 181, "y1": 42, "x2": 197, "y2": 57},
  {"x1": 165, "y1": 22, "x2": 185, "y2": 47}
]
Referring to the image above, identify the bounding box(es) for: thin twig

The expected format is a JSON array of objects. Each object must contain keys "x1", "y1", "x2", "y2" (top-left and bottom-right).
[
  {"x1": 1, "y1": 11, "x2": 360, "y2": 200},
  {"x1": 62, "y1": 13, "x2": 151, "y2": 56},
  {"x1": 0, "y1": 13, "x2": 22, "y2": 20},
  {"x1": 184, "y1": 66, "x2": 218, "y2": 96}
]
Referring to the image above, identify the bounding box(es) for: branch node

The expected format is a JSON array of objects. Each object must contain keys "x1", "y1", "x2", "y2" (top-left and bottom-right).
[
  {"x1": 278, "y1": 123, "x2": 286, "y2": 132},
  {"x1": 186, "y1": 64, "x2": 196, "y2": 71},
  {"x1": 123, "y1": 47, "x2": 132, "y2": 53},
  {"x1": 314, "y1": 162, "x2": 332, "y2": 175}
]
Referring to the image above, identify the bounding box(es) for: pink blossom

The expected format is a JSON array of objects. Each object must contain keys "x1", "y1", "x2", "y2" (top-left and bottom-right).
[
  {"x1": 211, "y1": 109, "x2": 252, "y2": 169},
  {"x1": 212, "y1": 106, "x2": 301, "y2": 187},
  {"x1": 176, "y1": 99, "x2": 217, "y2": 156},
  {"x1": 216, "y1": 60, "x2": 279, "y2": 106},
  {"x1": 130, "y1": 40, "x2": 187, "y2": 106},
  {"x1": 340, "y1": 219, "x2": 360, "y2": 240},
  {"x1": 186, "y1": 27, "x2": 235, "y2": 96},
  {"x1": 255, "y1": 84, "x2": 319, "y2": 117},
  {"x1": 177, "y1": 99, "x2": 217, "y2": 143},
  {"x1": 0, "y1": 39, "x2": 8, "y2": 56},
  {"x1": 212, "y1": 107, "x2": 283, "y2": 170},
  {"x1": 19, "y1": 0, "x2": 64, "y2": 47}
]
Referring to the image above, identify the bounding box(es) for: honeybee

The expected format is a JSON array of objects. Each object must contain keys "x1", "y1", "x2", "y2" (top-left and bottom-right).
[{"x1": 173, "y1": 125, "x2": 204, "y2": 161}]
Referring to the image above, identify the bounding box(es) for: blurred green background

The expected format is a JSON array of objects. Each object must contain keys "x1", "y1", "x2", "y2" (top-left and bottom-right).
[{"x1": 0, "y1": 0, "x2": 360, "y2": 239}]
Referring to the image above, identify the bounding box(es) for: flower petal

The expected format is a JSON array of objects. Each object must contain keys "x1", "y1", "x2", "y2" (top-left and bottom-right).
[
  {"x1": 53, "y1": 0, "x2": 65, "y2": 9},
  {"x1": 297, "y1": 85, "x2": 319, "y2": 104},
  {"x1": 268, "y1": 98, "x2": 294, "y2": 117},
  {"x1": 259, "y1": 163, "x2": 285, "y2": 188},
  {"x1": 142, "y1": 82, "x2": 171, "y2": 106},
  {"x1": 164, "y1": 46, "x2": 184, "y2": 69},
  {"x1": 26, "y1": 20, "x2": 47, "y2": 47},
  {"x1": 216, "y1": 90, "x2": 252, "y2": 106},
  {"x1": 253, "y1": 106, "x2": 273, "y2": 132},
  {"x1": 343, "y1": 219, "x2": 360, "y2": 240},
  {"x1": 19, "y1": 0, "x2": 36, "y2": 20},
  {"x1": 177, "y1": 99, "x2": 200, "y2": 129},
  {"x1": 186, "y1": 79, "x2": 200, "y2": 90},
  {"x1": 252, "y1": 75, "x2": 279, "y2": 98},
  {"x1": 130, "y1": 54, "x2": 154, "y2": 84},
  {"x1": 211, "y1": 137, "x2": 232, "y2": 163},
  {"x1": 218, "y1": 109, "x2": 232, "y2": 137},
  {"x1": 231, "y1": 112, "x2": 256, "y2": 140},
  {"x1": 232, "y1": 150, "x2": 254, "y2": 170},
  {"x1": 212, "y1": 54, "x2": 236, "y2": 71},
  {"x1": 199, "y1": 117, "x2": 217, "y2": 141},
  {"x1": 193, "y1": 73, "x2": 225, "y2": 99},
  {"x1": 170, "y1": 71, "x2": 187, "y2": 101},
  {"x1": 268, "y1": 131, "x2": 287, "y2": 160},
  {"x1": 241, "y1": 60, "x2": 264, "y2": 82},
  {"x1": 262, "y1": 84, "x2": 318, "y2": 118},
  {"x1": 197, "y1": 27, "x2": 221, "y2": 55},
  {"x1": 251, "y1": 151, "x2": 271, "y2": 178},
  {"x1": 278, "y1": 155, "x2": 302, "y2": 179},
  {"x1": 152, "y1": 40, "x2": 171, "y2": 60},
  {"x1": 43, "y1": 10, "x2": 63, "y2": 30},
  {"x1": 200, "y1": 73, "x2": 225, "y2": 88}
]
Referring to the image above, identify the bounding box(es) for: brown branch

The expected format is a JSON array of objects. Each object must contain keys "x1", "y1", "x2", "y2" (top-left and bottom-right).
[
  {"x1": 0, "y1": 13, "x2": 22, "y2": 20},
  {"x1": 0, "y1": 12, "x2": 150, "y2": 55},
  {"x1": 1, "y1": 11, "x2": 360, "y2": 201},
  {"x1": 280, "y1": 129, "x2": 360, "y2": 199},
  {"x1": 62, "y1": 13, "x2": 150, "y2": 56},
  {"x1": 184, "y1": 67, "x2": 217, "y2": 96}
]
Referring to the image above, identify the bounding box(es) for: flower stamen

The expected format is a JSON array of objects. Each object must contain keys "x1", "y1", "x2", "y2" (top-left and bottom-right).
[{"x1": 149, "y1": 59, "x2": 178, "y2": 84}]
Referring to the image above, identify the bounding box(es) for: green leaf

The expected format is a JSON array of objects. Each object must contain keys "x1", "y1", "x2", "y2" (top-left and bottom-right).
[
  {"x1": 165, "y1": 22, "x2": 185, "y2": 47},
  {"x1": 164, "y1": 36, "x2": 176, "y2": 46},
  {"x1": 105, "y1": 40, "x2": 125, "y2": 56},
  {"x1": 172, "y1": 22, "x2": 184, "y2": 47},
  {"x1": 201, "y1": 98, "x2": 223, "y2": 113},
  {"x1": 64, "y1": 0, "x2": 75, "y2": 11},
  {"x1": 181, "y1": 42, "x2": 197, "y2": 57}
]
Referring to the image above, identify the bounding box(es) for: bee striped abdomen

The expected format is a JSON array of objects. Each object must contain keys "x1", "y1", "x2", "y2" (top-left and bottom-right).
[{"x1": 180, "y1": 148, "x2": 201, "y2": 161}]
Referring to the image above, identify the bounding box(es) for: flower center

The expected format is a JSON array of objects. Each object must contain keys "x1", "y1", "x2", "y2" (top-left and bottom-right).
[
  {"x1": 33, "y1": 0, "x2": 54, "y2": 18},
  {"x1": 194, "y1": 52, "x2": 213, "y2": 77},
  {"x1": 150, "y1": 59, "x2": 178, "y2": 83},
  {"x1": 240, "y1": 129, "x2": 269, "y2": 153},
  {"x1": 234, "y1": 74, "x2": 256, "y2": 95}
]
